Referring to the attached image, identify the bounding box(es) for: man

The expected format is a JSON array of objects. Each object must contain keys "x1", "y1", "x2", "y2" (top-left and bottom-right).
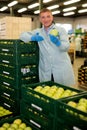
[{"x1": 19, "y1": 8, "x2": 75, "y2": 86}]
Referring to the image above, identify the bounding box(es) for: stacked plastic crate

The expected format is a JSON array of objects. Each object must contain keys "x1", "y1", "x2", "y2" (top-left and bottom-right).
[
  {"x1": 20, "y1": 81, "x2": 82, "y2": 130},
  {"x1": 78, "y1": 64, "x2": 87, "y2": 89},
  {"x1": 0, "y1": 39, "x2": 39, "y2": 116},
  {"x1": 55, "y1": 92, "x2": 87, "y2": 130}
]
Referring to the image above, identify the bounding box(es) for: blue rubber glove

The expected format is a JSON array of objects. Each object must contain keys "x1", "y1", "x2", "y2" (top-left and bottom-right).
[
  {"x1": 49, "y1": 34, "x2": 61, "y2": 46},
  {"x1": 31, "y1": 33, "x2": 44, "y2": 42}
]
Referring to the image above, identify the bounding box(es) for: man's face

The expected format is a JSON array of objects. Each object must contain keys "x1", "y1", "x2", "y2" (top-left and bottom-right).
[{"x1": 40, "y1": 11, "x2": 53, "y2": 28}]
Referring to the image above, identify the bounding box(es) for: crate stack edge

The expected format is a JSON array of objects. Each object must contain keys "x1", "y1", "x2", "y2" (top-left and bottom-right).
[{"x1": 0, "y1": 39, "x2": 39, "y2": 116}]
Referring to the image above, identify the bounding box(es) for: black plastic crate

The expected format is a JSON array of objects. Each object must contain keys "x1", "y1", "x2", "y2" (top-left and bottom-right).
[
  {"x1": 56, "y1": 92, "x2": 87, "y2": 130},
  {"x1": 21, "y1": 81, "x2": 82, "y2": 116}
]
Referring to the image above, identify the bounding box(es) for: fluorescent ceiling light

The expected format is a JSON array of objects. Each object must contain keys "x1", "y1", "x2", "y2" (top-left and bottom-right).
[
  {"x1": 0, "y1": 6, "x2": 8, "y2": 11},
  {"x1": 52, "y1": 10, "x2": 60, "y2": 15},
  {"x1": 28, "y1": 3, "x2": 39, "y2": 9},
  {"x1": 47, "y1": 5, "x2": 59, "y2": 10},
  {"x1": 43, "y1": 0, "x2": 52, "y2": 3},
  {"x1": 8, "y1": 1, "x2": 18, "y2": 7},
  {"x1": 63, "y1": 12, "x2": 75, "y2": 16},
  {"x1": 64, "y1": 0, "x2": 80, "y2": 5},
  {"x1": 63, "y1": 7, "x2": 77, "y2": 12},
  {"x1": 34, "y1": 10, "x2": 40, "y2": 14},
  {"x1": 82, "y1": 3, "x2": 87, "y2": 7},
  {"x1": 78, "y1": 9, "x2": 87, "y2": 13},
  {"x1": 18, "y1": 8, "x2": 27, "y2": 13}
]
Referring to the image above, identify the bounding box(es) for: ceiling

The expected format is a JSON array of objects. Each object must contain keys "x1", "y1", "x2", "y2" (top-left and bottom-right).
[{"x1": 0, "y1": 0, "x2": 87, "y2": 18}]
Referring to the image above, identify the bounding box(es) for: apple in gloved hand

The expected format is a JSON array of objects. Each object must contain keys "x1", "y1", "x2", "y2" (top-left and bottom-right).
[{"x1": 50, "y1": 29, "x2": 58, "y2": 36}]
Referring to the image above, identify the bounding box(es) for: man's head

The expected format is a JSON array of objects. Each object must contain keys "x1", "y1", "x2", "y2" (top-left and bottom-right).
[{"x1": 39, "y1": 8, "x2": 53, "y2": 29}]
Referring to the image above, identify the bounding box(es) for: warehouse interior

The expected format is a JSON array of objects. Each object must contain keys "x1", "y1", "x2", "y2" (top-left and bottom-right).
[{"x1": 0, "y1": 0, "x2": 87, "y2": 130}]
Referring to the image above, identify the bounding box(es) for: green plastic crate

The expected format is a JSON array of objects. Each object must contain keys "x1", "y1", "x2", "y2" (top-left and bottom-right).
[
  {"x1": 0, "y1": 116, "x2": 36, "y2": 130},
  {"x1": 0, "y1": 84, "x2": 20, "y2": 99},
  {"x1": 54, "y1": 118, "x2": 71, "y2": 130},
  {"x1": 0, "y1": 95, "x2": 20, "y2": 115},
  {"x1": 20, "y1": 100, "x2": 55, "y2": 130},
  {"x1": 0, "y1": 102, "x2": 13, "y2": 122},
  {"x1": 0, "y1": 53, "x2": 38, "y2": 66},
  {"x1": 56, "y1": 92, "x2": 87, "y2": 130},
  {"x1": 0, "y1": 39, "x2": 39, "y2": 89},
  {"x1": 0, "y1": 40, "x2": 38, "y2": 54},
  {"x1": 21, "y1": 81, "x2": 82, "y2": 116}
]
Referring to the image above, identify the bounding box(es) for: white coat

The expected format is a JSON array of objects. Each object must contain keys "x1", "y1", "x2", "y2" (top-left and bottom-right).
[
  {"x1": 19, "y1": 24, "x2": 75, "y2": 86},
  {"x1": 75, "y1": 35, "x2": 82, "y2": 52}
]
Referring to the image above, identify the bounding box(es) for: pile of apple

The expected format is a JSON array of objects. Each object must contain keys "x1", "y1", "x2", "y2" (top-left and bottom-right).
[
  {"x1": 0, "y1": 106, "x2": 12, "y2": 117},
  {"x1": 0, "y1": 118, "x2": 32, "y2": 130},
  {"x1": 66, "y1": 98, "x2": 87, "y2": 120},
  {"x1": 34, "y1": 85, "x2": 78, "y2": 99}
]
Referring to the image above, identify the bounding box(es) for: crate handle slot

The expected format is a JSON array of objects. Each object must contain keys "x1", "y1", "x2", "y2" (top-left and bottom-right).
[
  {"x1": 2, "y1": 49, "x2": 9, "y2": 52},
  {"x1": 4, "y1": 103, "x2": 11, "y2": 108},
  {"x1": 2, "y1": 60, "x2": 9, "y2": 63},
  {"x1": 3, "y1": 92, "x2": 10, "y2": 97},
  {"x1": 73, "y1": 126, "x2": 81, "y2": 130},
  {"x1": 31, "y1": 103, "x2": 42, "y2": 111},
  {"x1": 3, "y1": 82, "x2": 10, "y2": 86},
  {"x1": 30, "y1": 119, "x2": 41, "y2": 128},
  {"x1": 3, "y1": 71, "x2": 10, "y2": 75}
]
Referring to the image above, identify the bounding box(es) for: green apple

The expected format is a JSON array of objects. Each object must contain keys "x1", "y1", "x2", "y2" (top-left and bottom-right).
[
  {"x1": 79, "y1": 98, "x2": 87, "y2": 104},
  {"x1": 19, "y1": 123, "x2": 26, "y2": 129},
  {"x1": 78, "y1": 102, "x2": 87, "y2": 108},
  {"x1": 2, "y1": 123, "x2": 10, "y2": 129},
  {"x1": 0, "y1": 107, "x2": 4, "y2": 110},
  {"x1": 0, "y1": 127, "x2": 6, "y2": 130},
  {"x1": 56, "y1": 87, "x2": 64, "y2": 96},
  {"x1": 44, "y1": 85, "x2": 50, "y2": 90},
  {"x1": 11, "y1": 123, "x2": 19, "y2": 129},
  {"x1": 70, "y1": 91, "x2": 78, "y2": 96},
  {"x1": 46, "y1": 92, "x2": 53, "y2": 97},
  {"x1": 17, "y1": 128, "x2": 23, "y2": 130},
  {"x1": 7, "y1": 127, "x2": 15, "y2": 130},
  {"x1": 24, "y1": 127, "x2": 32, "y2": 130},
  {"x1": 64, "y1": 89, "x2": 72, "y2": 94},
  {"x1": 50, "y1": 29, "x2": 58, "y2": 36},
  {"x1": 67, "y1": 101, "x2": 77, "y2": 108},
  {"x1": 13, "y1": 119, "x2": 22, "y2": 125},
  {"x1": 52, "y1": 94, "x2": 61, "y2": 99},
  {"x1": 76, "y1": 105, "x2": 87, "y2": 113},
  {"x1": 34, "y1": 86, "x2": 42, "y2": 92},
  {"x1": 51, "y1": 85, "x2": 58, "y2": 90}
]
